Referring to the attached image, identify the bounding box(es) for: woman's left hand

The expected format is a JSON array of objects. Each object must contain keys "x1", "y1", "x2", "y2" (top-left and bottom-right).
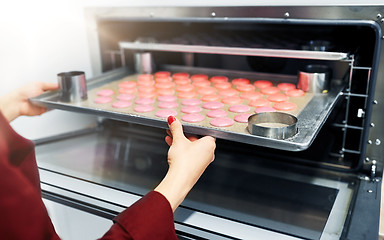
[{"x1": 0, "y1": 81, "x2": 59, "y2": 122}]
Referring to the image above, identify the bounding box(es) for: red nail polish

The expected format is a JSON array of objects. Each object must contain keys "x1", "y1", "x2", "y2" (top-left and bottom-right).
[{"x1": 168, "y1": 115, "x2": 176, "y2": 125}]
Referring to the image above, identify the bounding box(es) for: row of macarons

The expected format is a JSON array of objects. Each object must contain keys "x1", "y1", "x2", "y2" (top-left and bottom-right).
[{"x1": 94, "y1": 89, "x2": 296, "y2": 111}]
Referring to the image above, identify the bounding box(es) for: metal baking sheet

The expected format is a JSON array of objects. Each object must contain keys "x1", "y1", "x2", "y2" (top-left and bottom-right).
[{"x1": 31, "y1": 67, "x2": 344, "y2": 151}]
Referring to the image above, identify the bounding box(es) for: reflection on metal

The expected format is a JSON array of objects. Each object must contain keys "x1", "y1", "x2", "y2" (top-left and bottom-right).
[
  {"x1": 119, "y1": 42, "x2": 349, "y2": 61},
  {"x1": 248, "y1": 112, "x2": 298, "y2": 139}
]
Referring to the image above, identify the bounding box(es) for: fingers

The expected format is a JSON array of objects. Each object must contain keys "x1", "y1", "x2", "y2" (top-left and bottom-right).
[
  {"x1": 28, "y1": 106, "x2": 47, "y2": 116},
  {"x1": 199, "y1": 136, "x2": 216, "y2": 147},
  {"x1": 166, "y1": 129, "x2": 172, "y2": 138},
  {"x1": 40, "y1": 82, "x2": 59, "y2": 91},
  {"x1": 186, "y1": 135, "x2": 199, "y2": 142},
  {"x1": 167, "y1": 116, "x2": 185, "y2": 143},
  {"x1": 165, "y1": 135, "x2": 173, "y2": 146}
]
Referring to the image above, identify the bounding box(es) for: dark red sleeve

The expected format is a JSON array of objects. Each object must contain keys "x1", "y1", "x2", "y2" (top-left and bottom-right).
[
  {"x1": 0, "y1": 112, "x2": 177, "y2": 240},
  {"x1": 100, "y1": 191, "x2": 178, "y2": 240},
  {"x1": 0, "y1": 112, "x2": 60, "y2": 240}
]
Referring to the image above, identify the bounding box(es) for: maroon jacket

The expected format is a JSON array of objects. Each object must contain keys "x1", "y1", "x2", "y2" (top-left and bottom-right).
[{"x1": 0, "y1": 112, "x2": 177, "y2": 240}]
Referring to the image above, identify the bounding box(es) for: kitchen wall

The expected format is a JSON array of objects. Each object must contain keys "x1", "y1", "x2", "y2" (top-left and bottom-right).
[{"x1": 0, "y1": 0, "x2": 95, "y2": 139}]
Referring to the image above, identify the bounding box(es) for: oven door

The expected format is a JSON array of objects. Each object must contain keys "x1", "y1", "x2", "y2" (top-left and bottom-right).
[{"x1": 35, "y1": 120, "x2": 379, "y2": 240}]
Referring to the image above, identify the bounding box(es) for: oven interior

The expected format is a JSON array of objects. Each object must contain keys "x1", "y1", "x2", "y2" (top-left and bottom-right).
[{"x1": 97, "y1": 19, "x2": 378, "y2": 173}]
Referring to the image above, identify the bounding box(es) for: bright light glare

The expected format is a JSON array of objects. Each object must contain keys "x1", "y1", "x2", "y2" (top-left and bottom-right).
[{"x1": 0, "y1": 0, "x2": 89, "y2": 95}]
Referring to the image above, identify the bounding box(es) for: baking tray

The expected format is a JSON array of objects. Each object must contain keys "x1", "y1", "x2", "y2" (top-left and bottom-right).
[{"x1": 31, "y1": 67, "x2": 344, "y2": 151}]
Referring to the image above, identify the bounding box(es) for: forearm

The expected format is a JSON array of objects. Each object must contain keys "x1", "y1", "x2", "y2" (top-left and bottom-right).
[{"x1": 154, "y1": 169, "x2": 198, "y2": 212}]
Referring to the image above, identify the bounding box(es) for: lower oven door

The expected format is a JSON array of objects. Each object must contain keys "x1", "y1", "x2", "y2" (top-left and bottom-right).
[{"x1": 35, "y1": 121, "x2": 378, "y2": 240}]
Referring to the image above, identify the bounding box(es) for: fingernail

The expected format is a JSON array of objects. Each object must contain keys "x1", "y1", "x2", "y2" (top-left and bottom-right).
[{"x1": 167, "y1": 115, "x2": 176, "y2": 125}]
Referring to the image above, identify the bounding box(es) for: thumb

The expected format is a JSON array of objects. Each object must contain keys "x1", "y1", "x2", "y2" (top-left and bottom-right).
[{"x1": 167, "y1": 116, "x2": 185, "y2": 143}]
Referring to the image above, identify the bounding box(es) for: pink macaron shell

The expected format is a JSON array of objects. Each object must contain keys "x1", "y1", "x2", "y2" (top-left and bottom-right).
[
  {"x1": 116, "y1": 94, "x2": 135, "y2": 101},
  {"x1": 267, "y1": 93, "x2": 289, "y2": 103},
  {"x1": 181, "y1": 99, "x2": 202, "y2": 106},
  {"x1": 191, "y1": 74, "x2": 209, "y2": 82},
  {"x1": 182, "y1": 113, "x2": 205, "y2": 123},
  {"x1": 94, "y1": 96, "x2": 113, "y2": 104},
  {"x1": 119, "y1": 88, "x2": 137, "y2": 94},
  {"x1": 201, "y1": 94, "x2": 221, "y2": 102},
  {"x1": 176, "y1": 84, "x2": 195, "y2": 92},
  {"x1": 234, "y1": 113, "x2": 252, "y2": 123},
  {"x1": 240, "y1": 91, "x2": 263, "y2": 101},
  {"x1": 172, "y1": 72, "x2": 190, "y2": 79},
  {"x1": 137, "y1": 91, "x2": 157, "y2": 99},
  {"x1": 138, "y1": 86, "x2": 156, "y2": 93},
  {"x1": 119, "y1": 81, "x2": 137, "y2": 89},
  {"x1": 155, "y1": 82, "x2": 175, "y2": 89},
  {"x1": 202, "y1": 101, "x2": 224, "y2": 110},
  {"x1": 219, "y1": 89, "x2": 239, "y2": 97},
  {"x1": 134, "y1": 105, "x2": 154, "y2": 113},
  {"x1": 174, "y1": 78, "x2": 191, "y2": 85},
  {"x1": 249, "y1": 99, "x2": 271, "y2": 107},
  {"x1": 193, "y1": 80, "x2": 211, "y2": 88},
  {"x1": 135, "y1": 98, "x2": 155, "y2": 105},
  {"x1": 277, "y1": 82, "x2": 296, "y2": 91},
  {"x1": 97, "y1": 89, "x2": 114, "y2": 97},
  {"x1": 222, "y1": 96, "x2": 242, "y2": 105},
  {"x1": 112, "y1": 101, "x2": 132, "y2": 108},
  {"x1": 254, "y1": 80, "x2": 273, "y2": 89},
  {"x1": 157, "y1": 95, "x2": 177, "y2": 102},
  {"x1": 228, "y1": 104, "x2": 251, "y2": 113},
  {"x1": 210, "y1": 117, "x2": 234, "y2": 127},
  {"x1": 214, "y1": 82, "x2": 232, "y2": 90},
  {"x1": 138, "y1": 79, "x2": 155, "y2": 87},
  {"x1": 158, "y1": 101, "x2": 178, "y2": 109},
  {"x1": 197, "y1": 87, "x2": 217, "y2": 95},
  {"x1": 206, "y1": 109, "x2": 227, "y2": 118},
  {"x1": 138, "y1": 74, "x2": 154, "y2": 81},
  {"x1": 255, "y1": 106, "x2": 277, "y2": 113},
  {"x1": 181, "y1": 106, "x2": 202, "y2": 114},
  {"x1": 232, "y1": 78, "x2": 250, "y2": 86},
  {"x1": 177, "y1": 91, "x2": 197, "y2": 99},
  {"x1": 155, "y1": 76, "x2": 172, "y2": 83},
  {"x1": 273, "y1": 102, "x2": 297, "y2": 111},
  {"x1": 286, "y1": 89, "x2": 305, "y2": 97},
  {"x1": 237, "y1": 84, "x2": 255, "y2": 92},
  {"x1": 155, "y1": 109, "x2": 177, "y2": 118},
  {"x1": 210, "y1": 76, "x2": 229, "y2": 84},
  {"x1": 260, "y1": 86, "x2": 281, "y2": 95},
  {"x1": 154, "y1": 71, "x2": 171, "y2": 78},
  {"x1": 157, "y1": 89, "x2": 175, "y2": 96}
]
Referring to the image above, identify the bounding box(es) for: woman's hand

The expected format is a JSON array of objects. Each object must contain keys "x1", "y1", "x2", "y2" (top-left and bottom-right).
[
  {"x1": 155, "y1": 116, "x2": 216, "y2": 212},
  {"x1": 0, "y1": 82, "x2": 58, "y2": 122}
]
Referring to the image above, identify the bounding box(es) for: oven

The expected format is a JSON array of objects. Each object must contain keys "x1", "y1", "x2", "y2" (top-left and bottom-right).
[{"x1": 31, "y1": 5, "x2": 383, "y2": 240}]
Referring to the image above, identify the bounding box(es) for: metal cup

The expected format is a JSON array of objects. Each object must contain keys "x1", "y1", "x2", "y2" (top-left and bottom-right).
[
  {"x1": 57, "y1": 71, "x2": 87, "y2": 102},
  {"x1": 134, "y1": 52, "x2": 154, "y2": 74},
  {"x1": 248, "y1": 112, "x2": 298, "y2": 140},
  {"x1": 298, "y1": 65, "x2": 331, "y2": 94}
]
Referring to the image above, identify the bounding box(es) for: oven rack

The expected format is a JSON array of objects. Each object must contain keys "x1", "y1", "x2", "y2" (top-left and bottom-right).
[
  {"x1": 118, "y1": 41, "x2": 348, "y2": 61},
  {"x1": 30, "y1": 67, "x2": 345, "y2": 152},
  {"x1": 330, "y1": 62, "x2": 373, "y2": 165}
]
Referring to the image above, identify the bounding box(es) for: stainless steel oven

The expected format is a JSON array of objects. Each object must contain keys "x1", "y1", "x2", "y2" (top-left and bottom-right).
[{"x1": 32, "y1": 5, "x2": 384, "y2": 240}]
